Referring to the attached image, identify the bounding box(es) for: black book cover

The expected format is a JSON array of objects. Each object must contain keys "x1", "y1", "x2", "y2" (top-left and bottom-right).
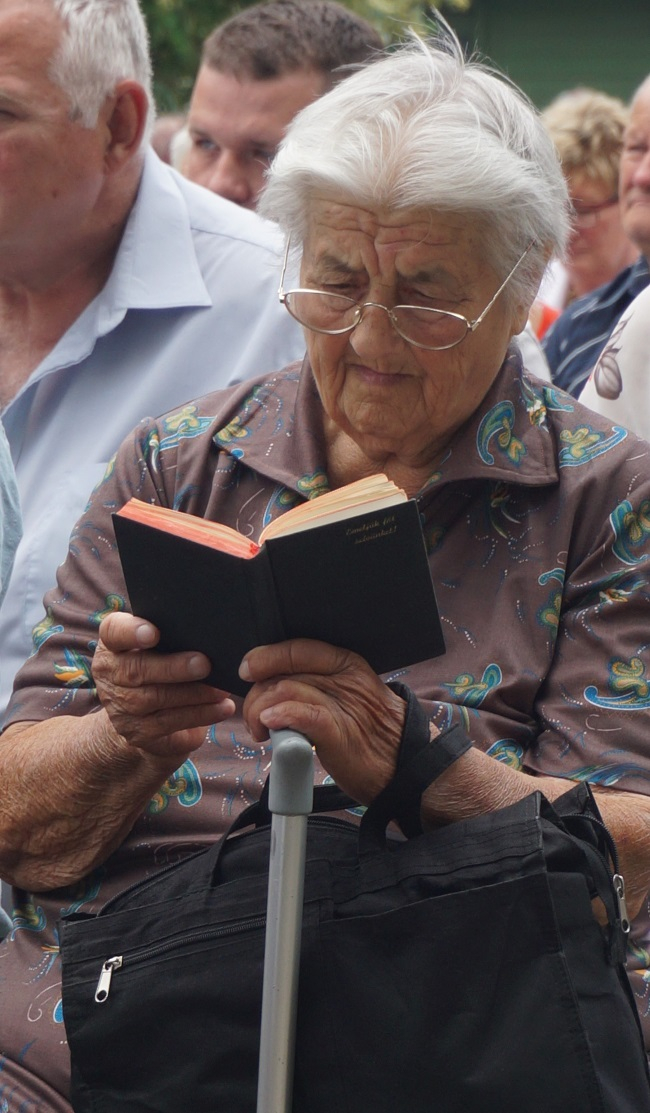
[{"x1": 112, "y1": 499, "x2": 445, "y2": 697}]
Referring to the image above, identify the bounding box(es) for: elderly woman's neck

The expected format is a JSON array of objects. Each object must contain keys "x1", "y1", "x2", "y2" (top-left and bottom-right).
[{"x1": 325, "y1": 425, "x2": 440, "y2": 500}]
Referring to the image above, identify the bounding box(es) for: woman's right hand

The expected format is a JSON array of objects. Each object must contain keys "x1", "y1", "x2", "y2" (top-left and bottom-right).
[
  {"x1": 92, "y1": 611, "x2": 236, "y2": 761},
  {"x1": 0, "y1": 612, "x2": 236, "y2": 890}
]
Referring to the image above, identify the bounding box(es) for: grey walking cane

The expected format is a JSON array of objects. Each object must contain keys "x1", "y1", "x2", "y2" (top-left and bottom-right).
[{"x1": 256, "y1": 728, "x2": 314, "y2": 1113}]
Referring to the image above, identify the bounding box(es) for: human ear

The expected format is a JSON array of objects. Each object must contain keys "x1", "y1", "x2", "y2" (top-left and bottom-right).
[{"x1": 103, "y1": 80, "x2": 149, "y2": 171}]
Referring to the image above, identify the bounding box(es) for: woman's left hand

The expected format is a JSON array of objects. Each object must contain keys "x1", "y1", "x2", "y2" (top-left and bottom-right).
[{"x1": 241, "y1": 639, "x2": 406, "y2": 804}]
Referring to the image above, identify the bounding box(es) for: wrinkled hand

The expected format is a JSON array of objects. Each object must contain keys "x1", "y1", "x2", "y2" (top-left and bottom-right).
[
  {"x1": 241, "y1": 639, "x2": 406, "y2": 804},
  {"x1": 92, "y1": 612, "x2": 236, "y2": 761}
]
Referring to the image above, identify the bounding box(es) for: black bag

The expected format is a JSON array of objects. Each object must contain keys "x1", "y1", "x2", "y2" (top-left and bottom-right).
[{"x1": 60, "y1": 713, "x2": 650, "y2": 1113}]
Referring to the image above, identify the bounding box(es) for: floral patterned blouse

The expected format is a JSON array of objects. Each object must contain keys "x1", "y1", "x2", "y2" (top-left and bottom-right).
[{"x1": 3, "y1": 349, "x2": 650, "y2": 1107}]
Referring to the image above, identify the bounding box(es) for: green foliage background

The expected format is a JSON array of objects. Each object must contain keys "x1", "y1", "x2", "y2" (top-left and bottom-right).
[
  {"x1": 141, "y1": 0, "x2": 457, "y2": 113},
  {"x1": 142, "y1": 0, "x2": 648, "y2": 118}
]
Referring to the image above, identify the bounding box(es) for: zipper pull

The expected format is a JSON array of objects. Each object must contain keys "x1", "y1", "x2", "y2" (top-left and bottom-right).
[
  {"x1": 613, "y1": 874, "x2": 631, "y2": 934},
  {"x1": 95, "y1": 955, "x2": 123, "y2": 1003}
]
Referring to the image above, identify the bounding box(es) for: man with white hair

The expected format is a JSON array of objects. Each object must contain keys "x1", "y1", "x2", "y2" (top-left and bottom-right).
[{"x1": 0, "y1": 0, "x2": 304, "y2": 717}]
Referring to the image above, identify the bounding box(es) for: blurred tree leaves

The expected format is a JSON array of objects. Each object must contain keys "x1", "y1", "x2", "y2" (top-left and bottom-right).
[{"x1": 141, "y1": 0, "x2": 233, "y2": 111}]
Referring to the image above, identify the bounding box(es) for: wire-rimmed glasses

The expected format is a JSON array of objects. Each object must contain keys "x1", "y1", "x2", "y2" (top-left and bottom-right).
[{"x1": 279, "y1": 238, "x2": 536, "y2": 352}]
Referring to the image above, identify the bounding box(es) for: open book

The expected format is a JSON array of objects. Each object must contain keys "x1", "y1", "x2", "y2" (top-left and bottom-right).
[{"x1": 113, "y1": 475, "x2": 445, "y2": 697}]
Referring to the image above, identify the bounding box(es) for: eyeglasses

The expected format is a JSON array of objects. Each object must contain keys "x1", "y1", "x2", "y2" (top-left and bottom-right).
[
  {"x1": 571, "y1": 196, "x2": 619, "y2": 227},
  {"x1": 278, "y1": 238, "x2": 535, "y2": 352}
]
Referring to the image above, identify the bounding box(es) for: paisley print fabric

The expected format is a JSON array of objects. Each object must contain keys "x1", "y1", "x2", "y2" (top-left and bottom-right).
[{"x1": 3, "y1": 348, "x2": 650, "y2": 1107}]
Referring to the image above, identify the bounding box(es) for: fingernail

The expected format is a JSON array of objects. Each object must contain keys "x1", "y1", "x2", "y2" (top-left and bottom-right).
[
  {"x1": 135, "y1": 623, "x2": 157, "y2": 646},
  {"x1": 239, "y1": 658, "x2": 251, "y2": 681},
  {"x1": 187, "y1": 654, "x2": 209, "y2": 678}
]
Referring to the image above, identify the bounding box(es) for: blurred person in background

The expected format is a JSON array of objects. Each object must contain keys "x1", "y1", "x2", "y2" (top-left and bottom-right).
[
  {"x1": 543, "y1": 78, "x2": 650, "y2": 396},
  {"x1": 173, "y1": 0, "x2": 383, "y2": 210},
  {"x1": 535, "y1": 87, "x2": 637, "y2": 321},
  {"x1": 0, "y1": 423, "x2": 20, "y2": 614},
  {"x1": 579, "y1": 284, "x2": 650, "y2": 436},
  {"x1": 0, "y1": 419, "x2": 19, "y2": 938}
]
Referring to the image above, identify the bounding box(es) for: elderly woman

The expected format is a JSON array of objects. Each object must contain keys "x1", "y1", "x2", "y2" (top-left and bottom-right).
[{"x1": 2, "y1": 32, "x2": 650, "y2": 1110}]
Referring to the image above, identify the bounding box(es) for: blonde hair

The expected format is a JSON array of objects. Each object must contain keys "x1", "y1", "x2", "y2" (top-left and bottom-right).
[{"x1": 542, "y1": 87, "x2": 628, "y2": 195}]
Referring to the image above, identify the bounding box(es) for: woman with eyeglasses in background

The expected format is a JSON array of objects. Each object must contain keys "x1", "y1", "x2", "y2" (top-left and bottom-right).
[{"x1": 531, "y1": 87, "x2": 637, "y2": 336}]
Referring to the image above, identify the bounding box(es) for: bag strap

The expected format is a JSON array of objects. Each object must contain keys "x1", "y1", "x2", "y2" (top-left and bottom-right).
[
  {"x1": 227, "y1": 776, "x2": 355, "y2": 836},
  {"x1": 361, "y1": 683, "x2": 471, "y2": 841},
  {"x1": 223, "y1": 684, "x2": 470, "y2": 845},
  {"x1": 546, "y1": 782, "x2": 630, "y2": 964}
]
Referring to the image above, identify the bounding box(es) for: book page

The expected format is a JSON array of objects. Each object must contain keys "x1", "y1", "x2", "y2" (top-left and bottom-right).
[
  {"x1": 259, "y1": 474, "x2": 407, "y2": 543},
  {"x1": 116, "y1": 475, "x2": 407, "y2": 556},
  {"x1": 116, "y1": 499, "x2": 260, "y2": 559}
]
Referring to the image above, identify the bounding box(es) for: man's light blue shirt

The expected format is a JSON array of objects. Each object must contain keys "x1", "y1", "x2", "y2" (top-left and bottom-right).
[
  {"x1": 0, "y1": 150, "x2": 305, "y2": 715},
  {"x1": 0, "y1": 421, "x2": 21, "y2": 611}
]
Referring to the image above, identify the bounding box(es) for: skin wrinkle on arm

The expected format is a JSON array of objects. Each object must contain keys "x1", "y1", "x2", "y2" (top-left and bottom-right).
[
  {"x1": 420, "y1": 741, "x2": 650, "y2": 921},
  {"x1": 0, "y1": 617, "x2": 236, "y2": 891},
  {"x1": 0, "y1": 711, "x2": 189, "y2": 890}
]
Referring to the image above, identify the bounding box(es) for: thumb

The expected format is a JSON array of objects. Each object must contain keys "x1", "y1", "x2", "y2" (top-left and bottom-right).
[{"x1": 98, "y1": 611, "x2": 160, "y2": 653}]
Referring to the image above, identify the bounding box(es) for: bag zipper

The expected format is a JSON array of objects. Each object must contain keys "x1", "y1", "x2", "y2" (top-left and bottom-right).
[
  {"x1": 94, "y1": 915, "x2": 267, "y2": 1004},
  {"x1": 612, "y1": 873, "x2": 631, "y2": 934},
  {"x1": 92, "y1": 816, "x2": 359, "y2": 1004}
]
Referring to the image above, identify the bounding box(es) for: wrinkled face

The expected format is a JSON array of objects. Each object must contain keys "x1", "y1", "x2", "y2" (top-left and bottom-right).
[
  {"x1": 0, "y1": 0, "x2": 110, "y2": 275},
  {"x1": 566, "y1": 171, "x2": 636, "y2": 296},
  {"x1": 183, "y1": 66, "x2": 327, "y2": 210},
  {"x1": 300, "y1": 199, "x2": 528, "y2": 470},
  {"x1": 620, "y1": 83, "x2": 650, "y2": 259}
]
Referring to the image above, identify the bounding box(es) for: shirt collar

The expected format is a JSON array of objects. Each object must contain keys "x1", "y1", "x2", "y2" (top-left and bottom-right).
[
  {"x1": 21, "y1": 151, "x2": 212, "y2": 390},
  {"x1": 100, "y1": 149, "x2": 212, "y2": 313},
  {"x1": 421, "y1": 345, "x2": 562, "y2": 492},
  {"x1": 213, "y1": 346, "x2": 562, "y2": 499}
]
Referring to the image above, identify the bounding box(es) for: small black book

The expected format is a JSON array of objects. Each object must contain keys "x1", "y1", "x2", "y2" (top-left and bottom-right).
[{"x1": 112, "y1": 477, "x2": 445, "y2": 697}]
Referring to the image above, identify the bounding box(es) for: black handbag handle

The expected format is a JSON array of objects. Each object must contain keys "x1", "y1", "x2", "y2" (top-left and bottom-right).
[
  {"x1": 218, "y1": 684, "x2": 471, "y2": 858},
  {"x1": 361, "y1": 683, "x2": 472, "y2": 840},
  {"x1": 228, "y1": 684, "x2": 470, "y2": 836},
  {"x1": 359, "y1": 734, "x2": 471, "y2": 851}
]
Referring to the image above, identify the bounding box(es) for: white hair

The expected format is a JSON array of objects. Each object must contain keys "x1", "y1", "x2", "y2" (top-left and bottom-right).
[
  {"x1": 49, "y1": 0, "x2": 154, "y2": 141},
  {"x1": 260, "y1": 30, "x2": 571, "y2": 309}
]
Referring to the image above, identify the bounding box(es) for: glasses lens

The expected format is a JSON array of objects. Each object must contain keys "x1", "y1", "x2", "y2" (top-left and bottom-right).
[
  {"x1": 282, "y1": 291, "x2": 470, "y2": 349},
  {"x1": 393, "y1": 306, "x2": 468, "y2": 349},
  {"x1": 573, "y1": 209, "x2": 598, "y2": 228},
  {"x1": 572, "y1": 197, "x2": 617, "y2": 226},
  {"x1": 284, "y1": 290, "x2": 358, "y2": 332}
]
